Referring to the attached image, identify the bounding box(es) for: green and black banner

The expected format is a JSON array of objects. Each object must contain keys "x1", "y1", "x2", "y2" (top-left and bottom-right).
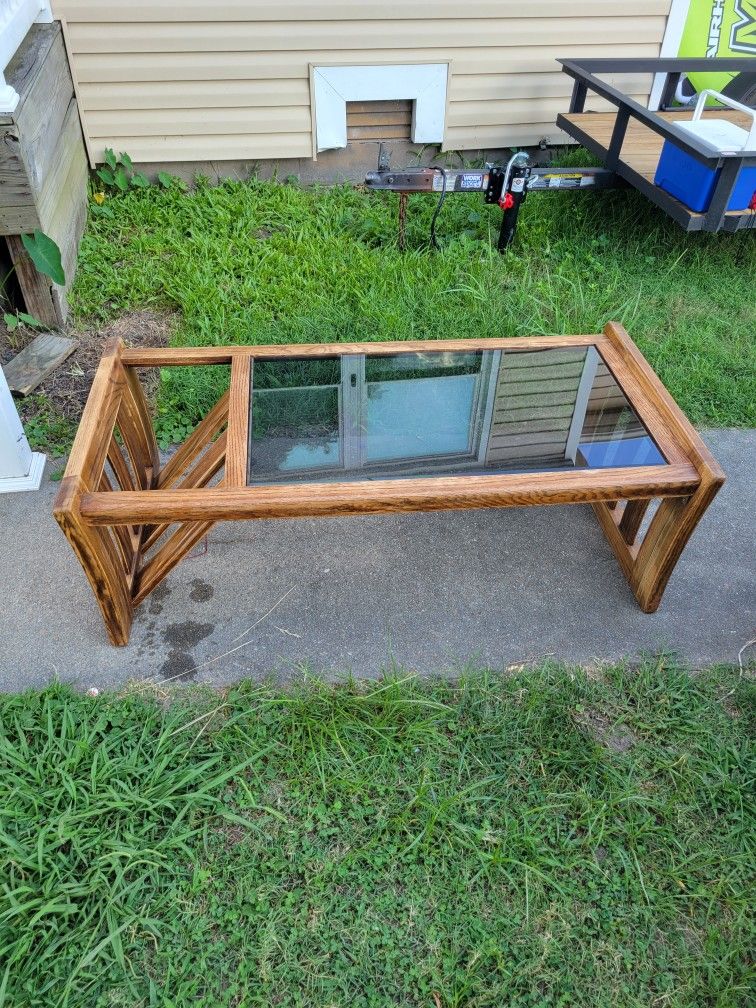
[{"x1": 660, "y1": 0, "x2": 755, "y2": 96}]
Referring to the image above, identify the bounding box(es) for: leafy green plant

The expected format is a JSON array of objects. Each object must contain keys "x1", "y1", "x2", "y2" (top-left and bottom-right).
[
  {"x1": 2, "y1": 231, "x2": 66, "y2": 332},
  {"x1": 96, "y1": 148, "x2": 149, "y2": 194},
  {"x1": 3, "y1": 309, "x2": 45, "y2": 332},
  {"x1": 156, "y1": 170, "x2": 186, "y2": 191},
  {"x1": 21, "y1": 230, "x2": 66, "y2": 285},
  {"x1": 19, "y1": 393, "x2": 77, "y2": 454}
]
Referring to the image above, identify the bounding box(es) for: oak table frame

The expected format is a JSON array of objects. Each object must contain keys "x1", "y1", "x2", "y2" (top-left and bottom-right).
[{"x1": 54, "y1": 323, "x2": 724, "y2": 646}]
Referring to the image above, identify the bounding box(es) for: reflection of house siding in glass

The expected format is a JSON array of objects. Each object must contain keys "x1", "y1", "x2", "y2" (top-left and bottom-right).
[
  {"x1": 582, "y1": 361, "x2": 646, "y2": 442},
  {"x1": 486, "y1": 348, "x2": 587, "y2": 468}
]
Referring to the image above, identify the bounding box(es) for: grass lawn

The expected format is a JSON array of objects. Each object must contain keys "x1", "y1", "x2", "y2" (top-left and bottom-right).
[
  {"x1": 67, "y1": 163, "x2": 756, "y2": 447},
  {"x1": 2, "y1": 660, "x2": 753, "y2": 1007}
]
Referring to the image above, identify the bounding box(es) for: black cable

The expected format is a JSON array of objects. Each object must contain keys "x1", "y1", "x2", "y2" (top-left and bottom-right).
[
  {"x1": 394, "y1": 164, "x2": 447, "y2": 248},
  {"x1": 429, "y1": 167, "x2": 447, "y2": 249}
]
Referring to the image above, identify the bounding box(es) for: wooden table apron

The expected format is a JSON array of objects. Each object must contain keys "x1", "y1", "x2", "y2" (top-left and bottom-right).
[{"x1": 53, "y1": 323, "x2": 724, "y2": 646}]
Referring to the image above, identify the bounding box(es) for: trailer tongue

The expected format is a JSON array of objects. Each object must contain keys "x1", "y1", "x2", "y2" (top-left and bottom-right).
[{"x1": 364, "y1": 147, "x2": 620, "y2": 251}]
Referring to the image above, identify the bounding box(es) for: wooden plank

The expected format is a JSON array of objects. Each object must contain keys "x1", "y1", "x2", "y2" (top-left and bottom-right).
[
  {"x1": 121, "y1": 335, "x2": 603, "y2": 367},
  {"x1": 143, "y1": 432, "x2": 228, "y2": 552},
  {"x1": 592, "y1": 499, "x2": 637, "y2": 585},
  {"x1": 5, "y1": 234, "x2": 58, "y2": 327},
  {"x1": 79, "y1": 464, "x2": 700, "y2": 526},
  {"x1": 32, "y1": 98, "x2": 89, "y2": 324},
  {"x1": 3, "y1": 333, "x2": 78, "y2": 395},
  {"x1": 347, "y1": 112, "x2": 412, "y2": 127},
  {"x1": 97, "y1": 470, "x2": 136, "y2": 575},
  {"x1": 133, "y1": 519, "x2": 217, "y2": 607},
  {"x1": 62, "y1": 337, "x2": 125, "y2": 488},
  {"x1": 0, "y1": 24, "x2": 73, "y2": 233},
  {"x1": 347, "y1": 99, "x2": 413, "y2": 115},
  {"x1": 3, "y1": 23, "x2": 58, "y2": 114},
  {"x1": 618, "y1": 498, "x2": 650, "y2": 545},
  {"x1": 0, "y1": 128, "x2": 37, "y2": 215},
  {"x1": 226, "y1": 356, "x2": 252, "y2": 488},
  {"x1": 116, "y1": 363, "x2": 160, "y2": 489},
  {"x1": 348, "y1": 124, "x2": 411, "y2": 140},
  {"x1": 602, "y1": 322, "x2": 726, "y2": 481},
  {"x1": 53, "y1": 475, "x2": 134, "y2": 646},
  {"x1": 13, "y1": 30, "x2": 75, "y2": 201},
  {"x1": 633, "y1": 481, "x2": 723, "y2": 613},
  {"x1": 107, "y1": 436, "x2": 136, "y2": 492},
  {"x1": 157, "y1": 389, "x2": 229, "y2": 489}
]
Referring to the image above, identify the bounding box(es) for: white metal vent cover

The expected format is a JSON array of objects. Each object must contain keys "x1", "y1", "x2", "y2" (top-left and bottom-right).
[{"x1": 312, "y1": 63, "x2": 448, "y2": 153}]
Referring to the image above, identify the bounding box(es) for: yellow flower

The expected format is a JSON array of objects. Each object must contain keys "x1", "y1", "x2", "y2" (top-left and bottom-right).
[{"x1": 93, "y1": 192, "x2": 106, "y2": 205}]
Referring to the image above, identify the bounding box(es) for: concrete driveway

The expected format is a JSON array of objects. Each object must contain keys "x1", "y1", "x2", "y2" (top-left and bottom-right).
[{"x1": 1, "y1": 429, "x2": 753, "y2": 692}]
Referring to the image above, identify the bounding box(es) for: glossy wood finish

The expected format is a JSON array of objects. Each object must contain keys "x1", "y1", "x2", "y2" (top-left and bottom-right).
[
  {"x1": 54, "y1": 325, "x2": 725, "y2": 643},
  {"x1": 79, "y1": 466, "x2": 699, "y2": 525},
  {"x1": 119, "y1": 334, "x2": 601, "y2": 367},
  {"x1": 225, "y1": 355, "x2": 252, "y2": 487}
]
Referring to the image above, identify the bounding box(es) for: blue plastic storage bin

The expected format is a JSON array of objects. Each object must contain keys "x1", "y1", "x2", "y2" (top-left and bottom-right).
[{"x1": 653, "y1": 90, "x2": 756, "y2": 213}]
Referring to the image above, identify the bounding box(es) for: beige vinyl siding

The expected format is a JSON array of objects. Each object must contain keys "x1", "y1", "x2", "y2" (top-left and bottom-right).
[{"x1": 53, "y1": 1, "x2": 672, "y2": 164}]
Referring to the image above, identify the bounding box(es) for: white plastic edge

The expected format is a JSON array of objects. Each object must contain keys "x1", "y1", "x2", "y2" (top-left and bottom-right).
[
  {"x1": 312, "y1": 63, "x2": 448, "y2": 152},
  {"x1": 0, "y1": 0, "x2": 54, "y2": 114}
]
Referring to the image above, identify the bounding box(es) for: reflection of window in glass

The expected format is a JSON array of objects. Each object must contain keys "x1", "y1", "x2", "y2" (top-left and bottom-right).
[
  {"x1": 363, "y1": 353, "x2": 485, "y2": 464},
  {"x1": 250, "y1": 359, "x2": 342, "y2": 475}
]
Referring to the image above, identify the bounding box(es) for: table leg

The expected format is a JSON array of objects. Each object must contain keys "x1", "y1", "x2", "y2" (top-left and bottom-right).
[
  {"x1": 593, "y1": 476, "x2": 723, "y2": 613},
  {"x1": 54, "y1": 476, "x2": 134, "y2": 646}
]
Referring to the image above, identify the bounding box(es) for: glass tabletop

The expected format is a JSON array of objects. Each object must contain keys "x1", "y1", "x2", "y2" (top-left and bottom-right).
[{"x1": 246, "y1": 346, "x2": 666, "y2": 486}]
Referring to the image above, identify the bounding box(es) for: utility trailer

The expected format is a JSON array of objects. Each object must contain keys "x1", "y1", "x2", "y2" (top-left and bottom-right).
[
  {"x1": 364, "y1": 58, "x2": 756, "y2": 249},
  {"x1": 558, "y1": 57, "x2": 756, "y2": 234}
]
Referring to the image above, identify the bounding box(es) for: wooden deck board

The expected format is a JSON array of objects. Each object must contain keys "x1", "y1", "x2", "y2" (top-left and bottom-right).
[{"x1": 559, "y1": 109, "x2": 756, "y2": 228}]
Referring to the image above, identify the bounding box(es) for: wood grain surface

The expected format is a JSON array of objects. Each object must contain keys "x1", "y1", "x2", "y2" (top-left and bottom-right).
[{"x1": 54, "y1": 326, "x2": 725, "y2": 642}]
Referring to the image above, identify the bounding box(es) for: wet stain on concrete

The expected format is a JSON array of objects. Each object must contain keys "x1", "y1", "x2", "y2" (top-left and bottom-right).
[
  {"x1": 148, "y1": 582, "x2": 171, "y2": 616},
  {"x1": 159, "y1": 620, "x2": 214, "y2": 682},
  {"x1": 190, "y1": 578, "x2": 214, "y2": 603}
]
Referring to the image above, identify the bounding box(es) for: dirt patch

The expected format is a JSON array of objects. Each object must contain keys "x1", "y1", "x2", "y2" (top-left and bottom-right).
[
  {"x1": 0, "y1": 309, "x2": 177, "y2": 426},
  {"x1": 574, "y1": 707, "x2": 637, "y2": 753}
]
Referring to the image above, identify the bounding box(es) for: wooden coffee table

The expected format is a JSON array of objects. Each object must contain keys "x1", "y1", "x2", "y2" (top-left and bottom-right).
[{"x1": 54, "y1": 323, "x2": 723, "y2": 645}]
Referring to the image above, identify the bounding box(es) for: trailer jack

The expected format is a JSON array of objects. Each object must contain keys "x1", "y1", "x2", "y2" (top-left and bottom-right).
[{"x1": 364, "y1": 145, "x2": 623, "y2": 252}]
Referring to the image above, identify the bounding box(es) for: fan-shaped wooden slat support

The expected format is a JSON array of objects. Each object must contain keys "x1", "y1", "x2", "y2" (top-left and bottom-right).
[
  {"x1": 157, "y1": 390, "x2": 229, "y2": 489},
  {"x1": 133, "y1": 515, "x2": 219, "y2": 607},
  {"x1": 141, "y1": 431, "x2": 227, "y2": 553}
]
